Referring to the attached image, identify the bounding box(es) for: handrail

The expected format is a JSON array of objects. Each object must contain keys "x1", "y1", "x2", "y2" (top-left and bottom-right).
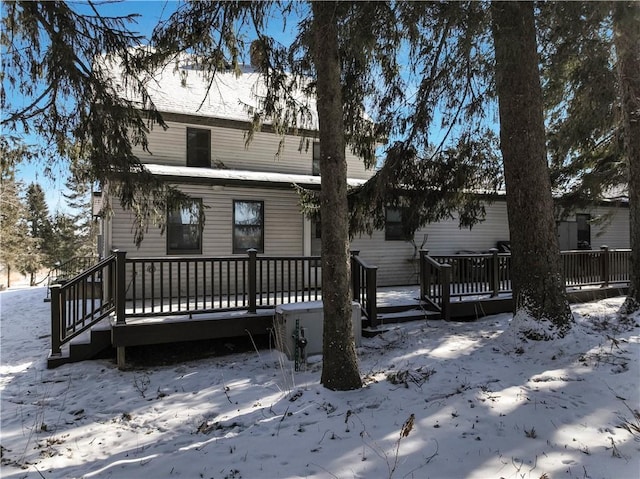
[
  {"x1": 61, "y1": 256, "x2": 117, "y2": 288},
  {"x1": 351, "y1": 251, "x2": 378, "y2": 327},
  {"x1": 419, "y1": 250, "x2": 451, "y2": 320},
  {"x1": 53, "y1": 256, "x2": 100, "y2": 281},
  {"x1": 50, "y1": 254, "x2": 117, "y2": 357}
]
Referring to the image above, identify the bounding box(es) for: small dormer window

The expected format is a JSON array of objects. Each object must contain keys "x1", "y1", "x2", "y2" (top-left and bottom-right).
[{"x1": 187, "y1": 128, "x2": 211, "y2": 167}]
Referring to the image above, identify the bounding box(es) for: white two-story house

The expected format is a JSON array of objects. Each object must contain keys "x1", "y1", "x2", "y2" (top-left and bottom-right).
[{"x1": 100, "y1": 56, "x2": 630, "y2": 287}]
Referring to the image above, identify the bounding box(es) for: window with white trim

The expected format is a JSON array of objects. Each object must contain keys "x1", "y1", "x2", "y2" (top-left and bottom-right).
[
  {"x1": 187, "y1": 128, "x2": 211, "y2": 167},
  {"x1": 167, "y1": 199, "x2": 202, "y2": 254},
  {"x1": 233, "y1": 200, "x2": 264, "y2": 253}
]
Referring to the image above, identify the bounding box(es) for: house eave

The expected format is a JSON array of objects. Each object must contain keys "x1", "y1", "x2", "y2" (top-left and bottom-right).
[{"x1": 141, "y1": 164, "x2": 366, "y2": 191}]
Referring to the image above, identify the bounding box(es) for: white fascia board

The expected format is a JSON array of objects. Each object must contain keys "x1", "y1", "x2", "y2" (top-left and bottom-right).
[{"x1": 144, "y1": 164, "x2": 366, "y2": 189}]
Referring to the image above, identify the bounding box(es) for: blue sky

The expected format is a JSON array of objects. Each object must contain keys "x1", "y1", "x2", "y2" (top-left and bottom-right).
[
  {"x1": 11, "y1": 0, "x2": 307, "y2": 212},
  {"x1": 9, "y1": 1, "x2": 472, "y2": 212},
  {"x1": 12, "y1": 1, "x2": 180, "y2": 212}
]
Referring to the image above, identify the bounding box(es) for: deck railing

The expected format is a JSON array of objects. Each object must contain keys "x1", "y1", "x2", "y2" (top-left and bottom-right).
[
  {"x1": 419, "y1": 250, "x2": 452, "y2": 321},
  {"x1": 51, "y1": 250, "x2": 330, "y2": 354},
  {"x1": 124, "y1": 255, "x2": 250, "y2": 316},
  {"x1": 120, "y1": 250, "x2": 324, "y2": 317},
  {"x1": 50, "y1": 255, "x2": 117, "y2": 356},
  {"x1": 430, "y1": 249, "x2": 512, "y2": 299},
  {"x1": 255, "y1": 253, "x2": 323, "y2": 308},
  {"x1": 51, "y1": 246, "x2": 630, "y2": 355},
  {"x1": 420, "y1": 246, "x2": 631, "y2": 318},
  {"x1": 562, "y1": 246, "x2": 631, "y2": 287},
  {"x1": 351, "y1": 251, "x2": 378, "y2": 327},
  {"x1": 53, "y1": 256, "x2": 100, "y2": 281}
]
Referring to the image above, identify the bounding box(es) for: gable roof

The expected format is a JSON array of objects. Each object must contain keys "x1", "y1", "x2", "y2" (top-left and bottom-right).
[{"x1": 99, "y1": 51, "x2": 319, "y2": 130}]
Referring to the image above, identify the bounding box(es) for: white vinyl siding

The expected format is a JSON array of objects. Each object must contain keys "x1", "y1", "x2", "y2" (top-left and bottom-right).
[
  {"x1": 109, "y1": 184, "x2": 304, "y2": 257},
  {"x1": 131, "y1": 120, "x2": 374, "y2": 180},
  {"x1": 107, "y1": 187, "x2": 628, "y2": 289},
  {"x1": 588, "y1": 206, "x2": 630, "y2": 249},
  {"x1": 352, "y1": 202, "x2": 512, "y2": 286}
]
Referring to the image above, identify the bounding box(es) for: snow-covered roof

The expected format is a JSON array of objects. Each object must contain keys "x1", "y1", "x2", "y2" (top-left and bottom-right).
[
  {"x1": 99, "y1": 51, "x2": 318, "y2": 129},
  {"x1": 144, "y1": 163, "x2": 366, "y2": 188}
]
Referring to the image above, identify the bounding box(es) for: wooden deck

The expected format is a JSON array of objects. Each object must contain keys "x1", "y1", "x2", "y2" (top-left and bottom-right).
[
  {"x1": 48, "y1": 281, "x2": 629, "y2": 369},
  {"x1": 47, "y1": 248, "x2": 631, "y2": 369}
]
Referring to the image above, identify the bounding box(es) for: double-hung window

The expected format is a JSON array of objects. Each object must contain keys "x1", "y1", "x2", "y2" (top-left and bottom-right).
[
  {"x1": 233, "y1": 200, "x2": 264, "y2": 253},
  {"x1": 187, "y1": 128, "x2": 211, "y2": 167},
  {"x1": 385, "y1": 207, "x2": 409, "y2": 241},
  {"x1": 167, "y1": 200, "x2": 203, "y2": 254}
]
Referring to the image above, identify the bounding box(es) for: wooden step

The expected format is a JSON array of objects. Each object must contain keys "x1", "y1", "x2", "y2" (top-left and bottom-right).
[
  {"x1": 377, "y1": 308, "x2": 440, "y2": 324},
  {"x1": 47, "y1": 322, "x2": 113, "y2": 368},
  {"x1": 68, "y1": 328, "x2": 112, "y2": 360}
]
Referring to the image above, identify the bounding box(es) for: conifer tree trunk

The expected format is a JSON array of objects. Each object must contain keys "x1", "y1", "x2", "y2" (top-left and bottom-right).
[
  {"x1": 491, "y1": 1, "x2": 573, "y2": 337},
  {"x1": 311, "y1": 1, "x2": 362, "y2": 390},
  {"x1": 613, "y1": 2, "x2": 640, "y2": 312}
]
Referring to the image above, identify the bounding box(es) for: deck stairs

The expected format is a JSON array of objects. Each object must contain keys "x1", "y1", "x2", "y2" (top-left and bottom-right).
[
  {"x1": 376, "y1": 303, "x2": 440, "y2": 324},
  {"x1": 47, "y1": 319, "x2": 113, "y2": 368}
]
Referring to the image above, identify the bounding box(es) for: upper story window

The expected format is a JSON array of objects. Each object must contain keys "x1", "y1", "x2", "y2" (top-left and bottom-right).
[
  {"x1": 187, "y1": 128, "x2": 211, "y2": 167},
  {"x1": 385, "y1": 207, "x2": 410, "y2": 241},
  {"x1": 312, "y1": 142, "x2": 321, "y2": 176},
  {"x1": 167, "y1": 199, "x2": 202, "y2": 254},
  {"x1": 233, "y1": 200, "x2": 264, "y2": 254}
]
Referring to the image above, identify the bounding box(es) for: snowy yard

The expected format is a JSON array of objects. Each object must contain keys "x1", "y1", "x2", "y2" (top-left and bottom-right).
[{"x1": 1, "y1": 286, "x2": 639, "y2": 479}]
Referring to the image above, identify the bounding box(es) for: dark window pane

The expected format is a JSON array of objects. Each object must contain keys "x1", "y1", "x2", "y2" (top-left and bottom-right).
[
  {"x1": 167, "y1": 200, "x2": 202, "y2": 254},
  {"x1": 576, "y1": 213, "x2": 591, "y2": 248},
  {"x1": 187, "y1": 128, "x2": 211, "y2": 167},
  {"x1": 233, "y1": 200, "x2": 264, "y2": 253},
  {"x1": 385, "y1": 207, "x2": 408, "y2": 241}
]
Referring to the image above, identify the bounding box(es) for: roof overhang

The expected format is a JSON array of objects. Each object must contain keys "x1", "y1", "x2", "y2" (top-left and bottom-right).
[{"x1": 144, "y1": 163, "x2": 366, "y2": 190}]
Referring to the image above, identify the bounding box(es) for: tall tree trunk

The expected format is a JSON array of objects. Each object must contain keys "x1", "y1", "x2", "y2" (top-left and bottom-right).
[
  {"x1": 613, "y1": 2, "x2": 640, "y2": 313},
  {"x1": 491, "y1": 1, "x2": 573, "y2": 338},
  {"x1": 311, "y1": 1, "x2": 362, "y2": 390}
]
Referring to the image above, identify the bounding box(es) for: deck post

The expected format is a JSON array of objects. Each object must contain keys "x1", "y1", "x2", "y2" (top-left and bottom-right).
[
  {"x1": 248, "y1": 249, "x2": 257, "y2": 313},
  {"x1": 441, "y1": 264, "x2": 452, "y2": 321},
  {"x1": 366, "y1": 265, "x2": 378, "y2": 328},
  {"x1": 114, "y1": 250, "x2": 127, "y2": 324},
  {"x1": 117, "y1": 347, "x2": 126, "y2": 370},
  {"x1": 490, "y1": 248, "x2": 499, "y2": 297},
  {"x1": 419, "y1": 250, "x2": 428, "y2": 300},
  {"x1": 350, "y1": 250, "x2": 360, "y2": 301},
  {"x1": 600, "y1": 245, "x2": 610, "y2": 287},
  {"x1": 50, "y1": 284, "x2": 62, "y2": 357}
]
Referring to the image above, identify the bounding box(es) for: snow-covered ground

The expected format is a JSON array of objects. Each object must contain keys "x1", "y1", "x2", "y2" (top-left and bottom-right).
[{"x1": 1, "y1": 286, "x2": 639, "y2": 479}]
